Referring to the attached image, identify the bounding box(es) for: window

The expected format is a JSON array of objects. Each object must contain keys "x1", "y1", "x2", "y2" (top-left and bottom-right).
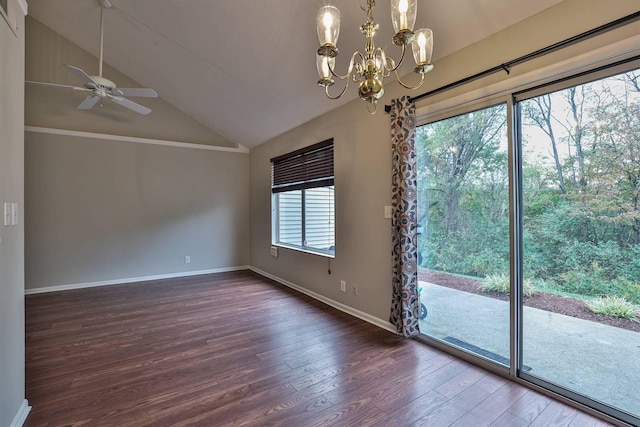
[{"x1": 271, "y1": 139, "x2": 335, "y2": 256}]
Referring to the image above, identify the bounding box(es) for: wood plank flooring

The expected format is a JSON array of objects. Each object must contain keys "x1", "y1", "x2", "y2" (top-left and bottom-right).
[{"x1": 25, "y1": 270, "x2": 613, "y2": 426}]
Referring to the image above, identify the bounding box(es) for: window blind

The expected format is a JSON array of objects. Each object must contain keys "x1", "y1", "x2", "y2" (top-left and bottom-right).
[{"x1": 271, "y1": 138, "x2": 334, "y2": 193}]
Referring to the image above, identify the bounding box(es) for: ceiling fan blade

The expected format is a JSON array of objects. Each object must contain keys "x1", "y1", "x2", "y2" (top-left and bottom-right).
[
  {"x1": 77, "y1": 95, "x2": 102, "y2": 110},
  {"x1": 25, "y1": 80, "x2": 92, "y2": 92},
  {"x1": 110, "y1": 95, "x2": 152, "y2": 115},
  {"x1": 64, "y1": 64, "x2": 98, "y2": 88},
  {"x1": 114, "y1": 88, "x2": 158, "y2": 98}
]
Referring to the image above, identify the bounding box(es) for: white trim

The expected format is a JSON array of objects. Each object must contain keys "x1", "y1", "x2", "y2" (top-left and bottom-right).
[
  {"x1": 17, "y1": 0, "x2": 28, "y2": 16},
  {"x1": 24, "y1": 126, "x2": 250, "y2": 153},
  {"x1": 272, "y1": 243, "x2": 335, "y2": 259},
  {"x1": 416, "y1": 34, "x2": 640, "y2": 121},
  {"x1": 9, "y1": 400, "x2": 30, "y2": 427},
  {"x1": 24, "y1": 266, "x2": 250, "y2": 295},
  {"x1": 249, "y1": 266, "x2": 398, "y2": 334}
]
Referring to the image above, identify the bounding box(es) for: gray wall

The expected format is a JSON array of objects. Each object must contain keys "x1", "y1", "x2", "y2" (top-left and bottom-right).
[
  {"x1": 24, "y1": 16, "x2": 251, "y2": 291},
  {"x1": 25, "y1": 132, "x2": 250, "y2": 290},
  {"x1": 0, "y1": 0, "x2": 27, "y2": 425},
  {"x1": 250, "y1": 0, "x2": 640, "y2": 324}
]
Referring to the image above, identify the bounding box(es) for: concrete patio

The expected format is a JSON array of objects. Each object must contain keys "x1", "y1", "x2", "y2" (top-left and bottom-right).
[{"x1": 418, "y1": 282, "x2": 640, "y2": 418}]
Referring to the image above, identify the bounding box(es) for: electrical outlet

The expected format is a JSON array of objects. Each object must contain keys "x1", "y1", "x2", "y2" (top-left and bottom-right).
[
  {"x1": 340, "y1": 280, "x2": 346, "y2": 292},
  {"x1": 270, "y1": 246, "x2": 278, "y2": 258},
  {"x1": 184, "y1": 255, "x2": 191, "y2": 264},
  {"x1": 351, "y1": 284, "x2": 358, "y2": 296}
]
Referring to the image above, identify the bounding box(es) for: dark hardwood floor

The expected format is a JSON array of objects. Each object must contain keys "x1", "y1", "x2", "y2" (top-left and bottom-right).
[{"x1": 25, "y1": 270, "x2": 613, "y2": 426}]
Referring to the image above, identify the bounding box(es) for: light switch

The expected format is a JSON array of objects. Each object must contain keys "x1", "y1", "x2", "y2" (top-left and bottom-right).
[
  {"x1": 384, "y1": 205, "x2": 392, "y2": 219},
  {"x1": 3, "y1": 202, "x2": 11, "y2": 226},
  {"x1": 11, "y1": 203, "x2": 18, "y2": 225}
]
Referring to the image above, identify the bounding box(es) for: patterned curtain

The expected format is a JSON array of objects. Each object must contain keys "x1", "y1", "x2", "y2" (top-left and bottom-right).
[{"x1": 389, "y1": 96, "x2": 421, "y2": 337}]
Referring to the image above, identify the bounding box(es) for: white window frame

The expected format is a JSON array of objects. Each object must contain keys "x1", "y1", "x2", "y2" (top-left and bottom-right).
[
  {"x1": 272, "y1": 186, "x2": 335, "y2": 257},
  {"x1": 271, "y1": 140, "x2": 335, "y2": 257}
]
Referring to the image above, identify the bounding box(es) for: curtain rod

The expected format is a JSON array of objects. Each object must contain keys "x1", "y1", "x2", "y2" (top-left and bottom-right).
[{"x1": 384, "y1": 10, "x2": 640, "y2": 113}]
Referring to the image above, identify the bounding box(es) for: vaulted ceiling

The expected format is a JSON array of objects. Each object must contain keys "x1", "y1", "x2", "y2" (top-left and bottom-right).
[{"x1": 26, "y1": 0, "x2": 566, "y2": 149}]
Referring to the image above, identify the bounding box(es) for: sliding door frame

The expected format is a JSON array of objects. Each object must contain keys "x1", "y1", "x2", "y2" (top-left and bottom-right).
[
  {"x1": 414, "y1": 51, "x2": 640, "y2": 426},
  {"x1": 512, "y1": 56, "x2": 640, "y2": 426},
  {"x1": 507, "y1": 94, "x2": 523, "y2": 380}
]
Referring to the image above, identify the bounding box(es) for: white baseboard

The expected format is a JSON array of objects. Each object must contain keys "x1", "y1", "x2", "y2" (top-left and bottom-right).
[
  {"x1": 249, "y1": 266, "x2": 398, "y2": 334},
  {"x1": 10, "y1": 400, "x2": 30, "y2": 427},
  {"x1": 24, "y1": 266, "x2": 251, "y2": 295}
]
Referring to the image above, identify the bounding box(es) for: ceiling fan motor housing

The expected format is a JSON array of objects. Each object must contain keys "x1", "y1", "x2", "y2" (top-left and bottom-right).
[{"x1": 88, "y1": 76, "x2": 117, "y2": 95}]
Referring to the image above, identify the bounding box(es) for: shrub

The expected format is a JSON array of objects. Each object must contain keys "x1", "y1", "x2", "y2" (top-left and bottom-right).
[
  {"x1": 529, "y1": 278, "x2": 554, "y2": 293},
  {"x1": 585, "y1": 296, "x2": 639, "y2": 320},
  {"x1": 481, "y1": 274, "x2": 536, "y2": 297},
  {"x1": 557, "y1": 266, "x2": 640, "y2": 303},
  {"x1": 558, "y1": 265, "x2": 617, "y2": 296},
  {"x1": 611, "y1": 278, "x2": 640, "y2": 305}
]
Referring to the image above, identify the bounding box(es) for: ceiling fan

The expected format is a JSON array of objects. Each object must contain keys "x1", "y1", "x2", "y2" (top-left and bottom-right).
[{"x1": 27, "y1": 0, "x2": 157, "y2": 115}]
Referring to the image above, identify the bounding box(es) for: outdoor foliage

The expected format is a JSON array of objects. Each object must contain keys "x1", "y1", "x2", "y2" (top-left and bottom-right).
[
  {"x1": 481, "y1": 274, "x2": 536, "y2": 297},
  {"x1": 586, "y1": 296, "x2": 640, "y2": 320},
  {"x1": 417, "y1": 69, "x2": 640, "y2": 305}
]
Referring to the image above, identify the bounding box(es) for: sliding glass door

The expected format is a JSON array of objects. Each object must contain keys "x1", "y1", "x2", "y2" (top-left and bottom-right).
[
  {"x1": 518, "y1": 68, "x2": 640, "y2": 422},
  {"x1": 417, "y1": 63, "x2": 640, "y2": 424},
  {"x1": 416, "y1": 103, "x2": 511, "y2": 367}
]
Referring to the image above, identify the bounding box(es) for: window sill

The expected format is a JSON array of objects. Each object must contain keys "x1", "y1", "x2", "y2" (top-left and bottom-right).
[{"x1": 273, "y1": 243, "x2": 335, "y2": 259}]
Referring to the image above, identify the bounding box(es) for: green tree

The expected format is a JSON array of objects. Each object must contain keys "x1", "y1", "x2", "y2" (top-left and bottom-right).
[
  {"x1": 416, "y1": 104, "x2": 508, "y2": 276},
  {"x1": 522, "y1": 95, "x2": 567, "y2": 196},
  {"x1": 586, "y1": 75, "x2": 640, "y2": 245}
]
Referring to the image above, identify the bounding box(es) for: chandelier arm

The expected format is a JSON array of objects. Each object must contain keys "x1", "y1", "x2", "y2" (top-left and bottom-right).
[
  {"x1": 329, "y1": 50, "x2": 365, "y2": 81},
  {"x1": 375, "y1": 48, "x2": 392, "y2": 79},
  {"x1": 395, "y1": 69, "x2": 426, "y2": 90},
  {"x1": 325, "y1": 51, "x2": 368, "y2": 99},
  {"x1": 358, "y1": 0, "x2": 369, "y2": 13},
  {"x1": 324, "y1": 77, "x2": 352, "y2": 100},
  {"x1": 387, "y1": 44, "x2": 407, "y2": 73}
]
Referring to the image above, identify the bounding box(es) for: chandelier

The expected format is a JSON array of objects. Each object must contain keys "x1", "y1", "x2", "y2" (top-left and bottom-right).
[{"x1": 316, "y1": 0, "x2": 434, "y2": 113}]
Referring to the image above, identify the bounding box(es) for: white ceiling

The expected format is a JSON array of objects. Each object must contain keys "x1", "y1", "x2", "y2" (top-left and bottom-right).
[{"x1": 27, "y1": 0, "x2": 565, "y2": 149}]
